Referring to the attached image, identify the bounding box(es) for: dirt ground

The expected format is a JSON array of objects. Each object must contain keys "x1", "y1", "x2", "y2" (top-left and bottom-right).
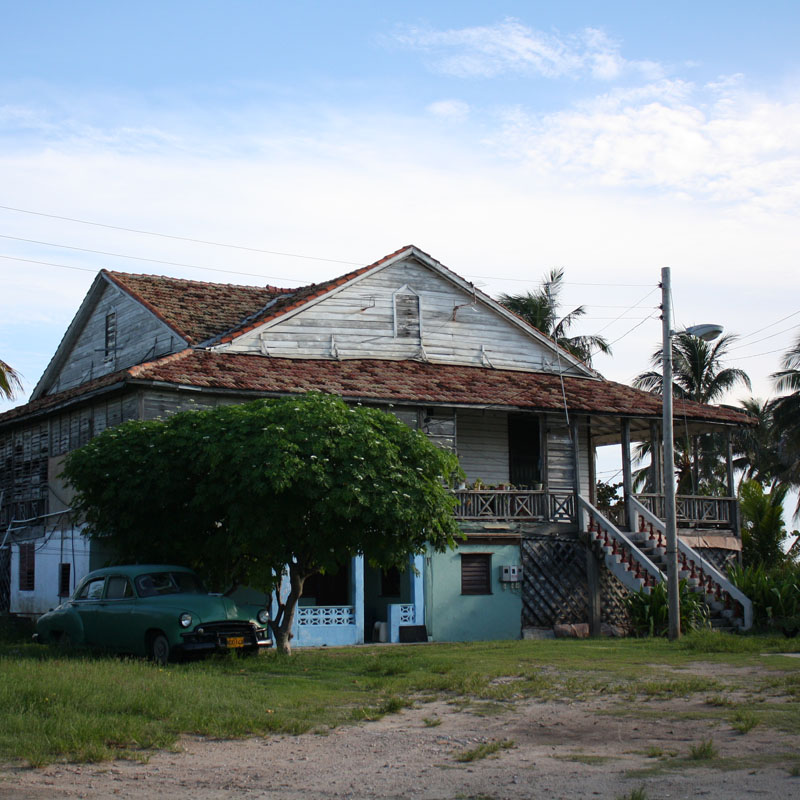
[{"x1": 2, "y1": 661, "x2": 799, "y2": 800}]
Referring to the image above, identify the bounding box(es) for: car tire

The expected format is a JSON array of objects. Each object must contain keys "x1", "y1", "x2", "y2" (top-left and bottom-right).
[
  {"x1": 148, "y1": 633, "x2": 170, "y2": 666},
  {"x1": 57, "y1": 632, "x2": 73, "y2": 649}
]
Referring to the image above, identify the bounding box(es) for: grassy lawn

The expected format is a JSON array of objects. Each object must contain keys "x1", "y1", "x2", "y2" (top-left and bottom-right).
[{"x1": 1, "y1": 628, "x2": 798, "y2": 767}]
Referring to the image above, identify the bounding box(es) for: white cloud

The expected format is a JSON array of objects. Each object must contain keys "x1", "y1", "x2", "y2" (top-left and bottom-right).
[
  {"x1": 492, "y1": 79, "x2": 800, "y2": 213},
  {"x1": 393, "y1": 19, "x2": 663, "y2": 81},
  {"x1": 426, "y1": 99, "x2": 470, "y2": 119}
]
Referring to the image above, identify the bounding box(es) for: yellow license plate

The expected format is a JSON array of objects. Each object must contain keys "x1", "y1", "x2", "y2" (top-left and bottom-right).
[{"x1": 226, "y1": 636, "x2": 245, "y2": 648}]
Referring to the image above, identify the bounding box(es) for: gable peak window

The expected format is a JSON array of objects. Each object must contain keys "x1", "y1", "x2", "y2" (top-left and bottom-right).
[
  {"x1": 393, "y1": 285, "x2": 421, "y2": 339},
  {"x1": 104, "y1": 310, "x2": 117, "y2": 361}
]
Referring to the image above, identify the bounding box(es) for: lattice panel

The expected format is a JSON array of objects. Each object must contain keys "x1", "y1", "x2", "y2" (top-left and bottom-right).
[
  {"x1": 599, "y1": 565, "x2": 631, "y2": 628},
  {"x1": 522, "y1": 535, "x2": 632, "y2": 629},
  {"x1": 522, "y1": 536, "x2": 588, "y2": 628},
  {"x1": 694, "y1": 547, "x2": 738, "y2": 573}
]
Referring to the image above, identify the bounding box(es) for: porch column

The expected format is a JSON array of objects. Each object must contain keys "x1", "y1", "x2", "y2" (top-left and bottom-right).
[
  {"x1": 410, "y1": 553, "x2": 424, "y2": 625},
  {"x1": 649, "y1": 421, "x2": 662, "y2": 494},
  {"x1": 620, "y1": 418, "x2": 634, "y2": 532},
  {"x1": 725, "y1": 430, "x2": 741, "y2": 536},
  {"x1": 571, "y1": 416, "x2": 584, "y2": 530},
  {"x1": 351, "y1": 554, "x2": 365, "y2": 644}
]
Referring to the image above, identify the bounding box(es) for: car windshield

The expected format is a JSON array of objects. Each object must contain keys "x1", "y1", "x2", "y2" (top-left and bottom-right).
[{"x1": 135, "y1": 572, "x2": 207, "y2": 597}]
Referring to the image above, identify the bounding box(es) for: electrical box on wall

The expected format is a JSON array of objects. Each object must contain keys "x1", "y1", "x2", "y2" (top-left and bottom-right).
[{"x1": 500, "y1": 565, "x2": 522, "y2": 582}]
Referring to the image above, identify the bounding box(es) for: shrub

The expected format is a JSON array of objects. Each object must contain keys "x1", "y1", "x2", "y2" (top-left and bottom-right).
[
  {"x1": 627, "y1": 579, "x2": 710, "y2": 637},
  {"x1": 729, "y1": 562, "x2": 800, "y2": 636}
]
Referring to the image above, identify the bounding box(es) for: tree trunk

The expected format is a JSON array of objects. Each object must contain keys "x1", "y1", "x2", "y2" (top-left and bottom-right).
[{"x1": 269, "y1": 564, "x2": 307, "y2": 655}]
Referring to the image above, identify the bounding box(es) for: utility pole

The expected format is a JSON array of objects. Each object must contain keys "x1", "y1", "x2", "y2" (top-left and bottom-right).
[{"x1": 661, "y1": 267, "x2": 681, "y2": 641}]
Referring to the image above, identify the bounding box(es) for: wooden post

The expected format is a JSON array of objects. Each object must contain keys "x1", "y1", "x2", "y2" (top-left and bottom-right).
[
  {"x1": 621, "y1": 418, "x2": 634, "y2": 532},
  {"x1": 649, "y1": 420, "x2": 661, "y2": 493},
  {"x1": 725, "y1": 430, "x2": 741, "y2": 536},
  {"x1": 540, "y1": 415, "x2": 549, "y2": 520}
]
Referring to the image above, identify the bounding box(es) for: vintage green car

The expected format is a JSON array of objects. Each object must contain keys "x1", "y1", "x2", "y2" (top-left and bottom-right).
[{"x1": 34, "y1": 564, "x2": 272, "y2": 664}]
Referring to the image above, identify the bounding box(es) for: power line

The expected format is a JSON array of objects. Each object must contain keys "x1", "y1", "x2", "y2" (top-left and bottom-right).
[
  {"x1": 737, "y1": 309, "x2": 800, "y2": 341},
  {"x1": 0, "y1": 203, "x2": 657, "y2": 288},
  {"x1": 726, "y1": 322, "x2": 800, "y2": 353},
  {"x1": 0, "y1": 235, "x2": 306, "y2": 284},
  {"x1": 735, "y1": 346, "x2": 793, "y2": 361},
  {"x1": 0, "y1": 203, "x2": 364, "y2": 267}
]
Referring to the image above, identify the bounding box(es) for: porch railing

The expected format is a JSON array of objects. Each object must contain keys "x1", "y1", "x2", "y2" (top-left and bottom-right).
[
  {"x1": 631, "y1": 496, "x2": 752, "y2": 629},
  {"x1": 452, "y1": 489, "x2": 574, "y2": 522},
  {"x1": 636, "y1": 494, "x2": 736, "y2": 529},
  {"x1": 297, "y1": 606, "x2": 355, "y2": 626}
]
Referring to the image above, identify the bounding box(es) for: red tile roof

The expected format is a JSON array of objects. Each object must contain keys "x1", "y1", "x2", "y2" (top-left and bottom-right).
[
  {"x1": 0, "y1": 350, "x2": 754, "y2": 428},
  {"x1": 104, "y1": 271, "x2": 293, "y2": 345},
  {"x1": 130, "y1": 351, "x2": 751, "y2": 425}
]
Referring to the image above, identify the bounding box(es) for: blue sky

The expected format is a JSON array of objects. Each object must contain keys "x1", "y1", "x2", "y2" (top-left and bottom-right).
[{"x1": 2, "y1": 0, "x2": 799, "y2": 436}]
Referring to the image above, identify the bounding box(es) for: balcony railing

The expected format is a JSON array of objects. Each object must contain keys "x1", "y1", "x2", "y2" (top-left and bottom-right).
[
  {"x1": 452, "y1": 489, "x2": 738, "y2": 531},
  {"x1": 635, "y1": 494, "x2": 736, "y2": 529},
  {"x1": 452, "y1": 489, "x2": 574, "y2": 522}
]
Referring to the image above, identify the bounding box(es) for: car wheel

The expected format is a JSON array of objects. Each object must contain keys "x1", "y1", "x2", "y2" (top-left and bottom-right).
[
  {"x1": 56, "y1": 632, "x2": 73, "y2": 649},
  {"x1": 148, "y1": 633, "x2": 170, "y2": 666}
]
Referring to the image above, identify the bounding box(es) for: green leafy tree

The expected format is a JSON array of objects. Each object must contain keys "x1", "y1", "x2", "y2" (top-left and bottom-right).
[
  {"x1": 0, "y1": 358, "x2": 22, "y2": 400},
  {"x1": 499, "y1": 268, "x2": 611, "y2": 366},
  {"x1": 63, "y1": 393, "x2": 463, "y2": 653},
  {"x1": 739, "y1": 480, "x2": 789, "y2": 569}
]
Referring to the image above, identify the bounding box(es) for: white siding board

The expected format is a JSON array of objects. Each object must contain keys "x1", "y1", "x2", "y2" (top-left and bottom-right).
[{"x1": 221, "y1": 257, "x2": 582, "y2": 375}]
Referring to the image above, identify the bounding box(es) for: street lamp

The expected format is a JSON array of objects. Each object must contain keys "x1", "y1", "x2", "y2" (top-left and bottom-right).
[{"x1": 661, "y1": 268, "x2": 722, "y2": 641}]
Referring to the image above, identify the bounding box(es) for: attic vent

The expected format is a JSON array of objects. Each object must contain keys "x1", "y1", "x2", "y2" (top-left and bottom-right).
[
  {"x1": 393, "y1": 286, "x2": 420, "y2": 339},
  {"x1": 104, "y1": 311, "x2": 117, "y2": 361}
]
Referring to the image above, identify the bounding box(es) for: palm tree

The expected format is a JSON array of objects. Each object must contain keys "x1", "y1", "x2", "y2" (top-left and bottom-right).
[
  {"x1": 770, "y1": 333, "x2": 800, "y2": 517},
  {"x1": 0, "y1": 358, "x2": 22, "y2": 400},
  {"x1": 732, "y1": 398, "x2": 786, "y2": 489},
  {"x1": 633, "y1": 331, "x2": 751, "y2": 494},
  {"x1": 499, "y1": 268, "x2": 611, "y2": 366}
]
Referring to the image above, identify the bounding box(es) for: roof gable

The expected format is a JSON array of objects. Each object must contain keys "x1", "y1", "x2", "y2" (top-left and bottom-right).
[{"x1": 214, "y1": 246, "x2": 596, "y2": 377}]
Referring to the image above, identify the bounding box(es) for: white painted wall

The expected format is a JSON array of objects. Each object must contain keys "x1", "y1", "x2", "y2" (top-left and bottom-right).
[{"x1": 10, "y1": 527, "x2": 92, "y2": 616}]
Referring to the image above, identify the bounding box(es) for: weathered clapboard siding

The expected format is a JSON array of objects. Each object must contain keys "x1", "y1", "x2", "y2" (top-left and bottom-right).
[
  {"x1": 456, "y1": 409, "x2": 509, "y2": 485},
  {"x1": 46, "y1": 282, "x2": 184, "y2": 396},
  {"x1": 49, "y1": 395, "x2": 139, "y2": 457},
  {"x1": 545, "y1": 415, "x2": 591, "y2": 496},
  {"x1": 0, "y1": 422, "x2": 49, "y2": 526},
  {"x1": 220, "y1": 257, "x2": 582, "y2": 375},
  {"x1": 140, "y1": 390, "x2": 241, "y2": 421}
]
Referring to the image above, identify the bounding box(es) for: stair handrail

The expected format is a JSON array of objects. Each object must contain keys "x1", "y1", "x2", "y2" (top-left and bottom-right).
[
  {"x1": 630, "y1": 495, "x2": 752, "y2": 630},
  {"x1": 578, "y1": 496, "x2": 665, "y2": 585}
]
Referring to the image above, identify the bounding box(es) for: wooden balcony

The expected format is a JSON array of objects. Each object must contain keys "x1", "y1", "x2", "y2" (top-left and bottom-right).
[
  {"x1": 452, "y1": 488, "x2": 738, "y2": 532},
  {"x1": 452, "y1": 489, "x2": 574, "y2": 522}
]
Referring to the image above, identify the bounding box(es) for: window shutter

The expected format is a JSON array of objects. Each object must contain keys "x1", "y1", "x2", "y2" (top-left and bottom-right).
[
  {"x1": 395, "y1": 293, "x2": 420, "y2": 338},
  {"x1": 461, "y1": 553, "x2": 492, "y2": 595},
  {"x1": 19, "y1": 542, "x2": 35, "y2": 591}
]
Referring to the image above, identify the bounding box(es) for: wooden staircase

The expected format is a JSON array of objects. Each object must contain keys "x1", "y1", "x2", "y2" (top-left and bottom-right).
[{"x1": 579, "y1": 496, "x2": 752, "y2": 632}]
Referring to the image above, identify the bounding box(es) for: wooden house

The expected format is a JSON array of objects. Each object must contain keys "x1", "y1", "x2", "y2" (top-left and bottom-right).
[{"x1": 0, "y1": 245, "x2": 754, "y2": 642}]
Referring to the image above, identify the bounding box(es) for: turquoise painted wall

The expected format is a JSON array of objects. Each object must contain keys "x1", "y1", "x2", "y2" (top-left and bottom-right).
[{"x1": 426, "y1": 543, "x2": 522, "y2": 642}]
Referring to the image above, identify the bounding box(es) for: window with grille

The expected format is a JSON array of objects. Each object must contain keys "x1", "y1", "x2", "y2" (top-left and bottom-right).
[
  {"x1": 18, "y1": 542, "x2": 35, "y2": 591},
  {"x1": 461, "y1": 553, "x2": 492, "y2": 595},
  {"x1": 58, "y1": 563, "x2": 71, "y2": 597},
  {"x1": 104, "y1": 311, "x2": 117, "y2": 361}
]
